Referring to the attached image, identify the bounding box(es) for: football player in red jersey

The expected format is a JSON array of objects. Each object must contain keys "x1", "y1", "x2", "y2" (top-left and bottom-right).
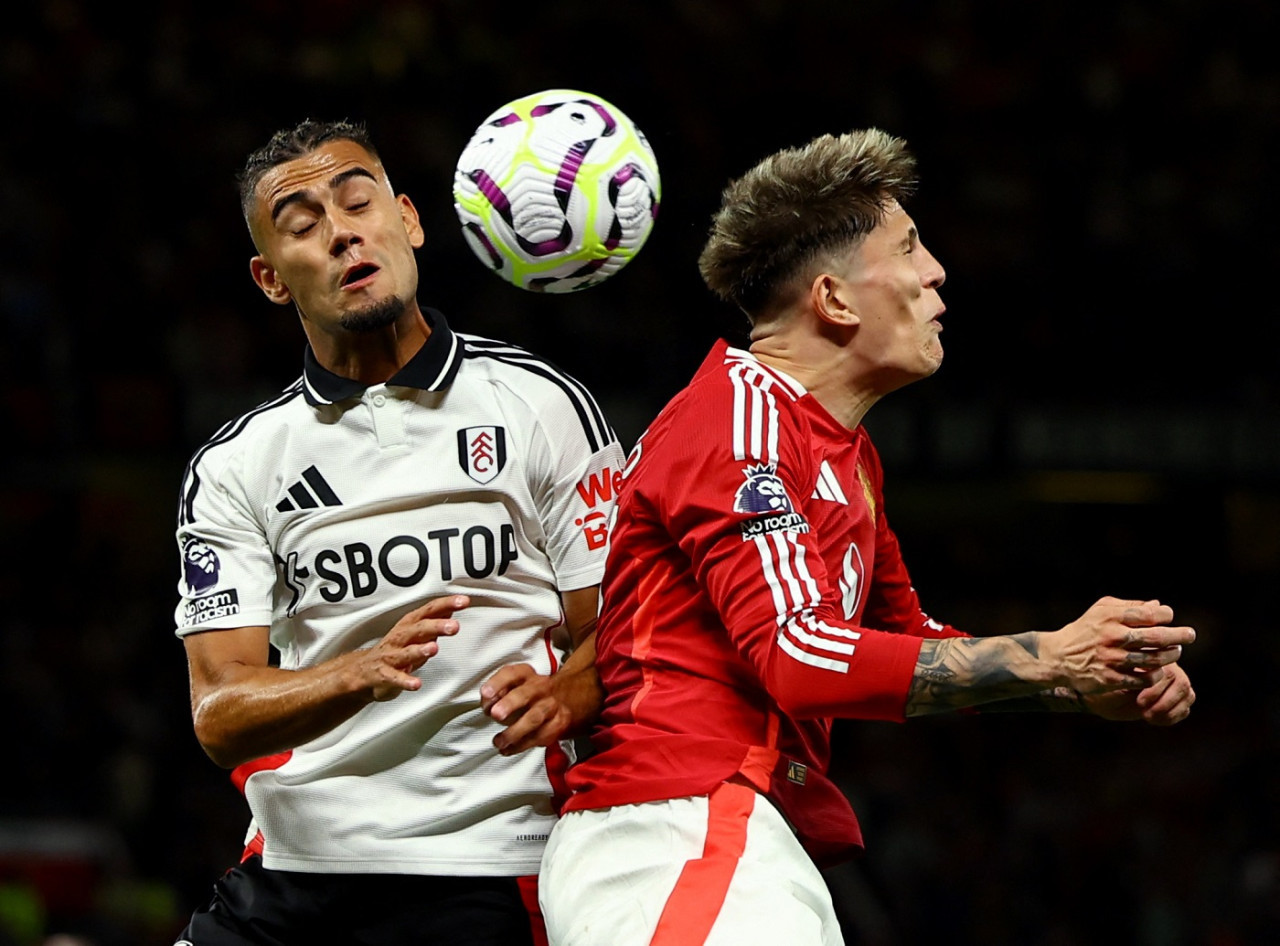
[{"x1": 538, "y1": 128, "x2": 1197, "y2": 946}]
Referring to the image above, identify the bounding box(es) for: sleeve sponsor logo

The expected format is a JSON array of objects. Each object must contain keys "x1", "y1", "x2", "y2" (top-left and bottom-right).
[
  {"x1": 182, "y1": 589, "x2": 241, "y2": 625},
  {"x1": 575, "y1": 466, "x2": 622, "y2": 552},
  {"x1": 733, "y1": 463, "x2": 794, "y2": 515},
  {"x1": 575, "y1": 467, "x2": 623, "y2": 509},
  {"x1": 735, "y1": 463, "x2": 810, "y2": 540},
  {"x1": 574, "y1": 511, "x2": 609, "y2": 551},
  {"x1": 182, "y1": 535, "x2": 221, "y2": 594}
]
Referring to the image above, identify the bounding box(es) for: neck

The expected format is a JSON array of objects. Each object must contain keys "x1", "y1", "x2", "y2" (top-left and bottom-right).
[
  {"x1": 305, "y1": 303, "x2": 431, "y2": 384},
  {"x1": 749, "y1": 330, "x2": 882, "y2": 431}
]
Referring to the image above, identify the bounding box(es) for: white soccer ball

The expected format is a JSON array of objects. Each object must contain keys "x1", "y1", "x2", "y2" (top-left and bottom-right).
[{"x1": 453, "y1": 88, "x2": 661, "y2": 293}]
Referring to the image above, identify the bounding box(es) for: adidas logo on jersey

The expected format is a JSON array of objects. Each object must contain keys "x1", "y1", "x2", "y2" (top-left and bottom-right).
[
  {"x1": 810, "y1": 460, "x2": 848, "y2": 505},
  {"x1": 276, "y1": 465, "x2": 343, "y2": 513}
]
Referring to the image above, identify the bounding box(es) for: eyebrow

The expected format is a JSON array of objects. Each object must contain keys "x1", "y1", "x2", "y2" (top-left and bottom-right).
[{"x1": 270, "y1": 167, "x2": 379, "y2": 223}]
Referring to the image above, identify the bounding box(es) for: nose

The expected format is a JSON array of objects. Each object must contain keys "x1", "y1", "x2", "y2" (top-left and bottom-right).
[
  {"x1": 919, "y1": 241, "x2": 945, "y2": 289},
  {"x1": 329, "y1": 219, "x2": 364, "y2": 258}
]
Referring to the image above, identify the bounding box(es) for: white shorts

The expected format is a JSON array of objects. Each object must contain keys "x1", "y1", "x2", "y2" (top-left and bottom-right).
[{"x1": 539, "y1": 782, "x2": 843, "y2": 946}]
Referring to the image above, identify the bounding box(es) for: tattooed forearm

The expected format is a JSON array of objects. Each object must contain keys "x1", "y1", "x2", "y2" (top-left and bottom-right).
[{"x1": 905, "y1": 633, "x2": 1055, "y2": 717}]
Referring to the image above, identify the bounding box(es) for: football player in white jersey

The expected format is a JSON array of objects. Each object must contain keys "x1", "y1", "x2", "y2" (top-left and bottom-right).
[{"x1": 172, "y1": 119, "x2": 626, "y2": 945}]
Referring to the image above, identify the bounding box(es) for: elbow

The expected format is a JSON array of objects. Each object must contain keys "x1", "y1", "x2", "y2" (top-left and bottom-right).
[
  {"x1": 772, "y1": 682, "x2": 905, "y2": 723},
  {"x1": 766, "y1": 665, "x2": 912, "y2": 723},
  {"x1": 192, "y1": 702, "x2": 247, "y2": 769},
  {"x1": 768, "y1": 678, "x2": 832, "y2": 720}
]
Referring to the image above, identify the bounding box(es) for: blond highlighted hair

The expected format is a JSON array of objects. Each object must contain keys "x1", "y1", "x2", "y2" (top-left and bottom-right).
[{"x1": 697, "y1": 129, "x2": 917, "y2": 319}]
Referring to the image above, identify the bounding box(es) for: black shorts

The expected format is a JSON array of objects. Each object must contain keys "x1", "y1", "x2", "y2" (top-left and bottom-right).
[{"x1": 176, "y1": 855, "x2": 546, "y2": 946}]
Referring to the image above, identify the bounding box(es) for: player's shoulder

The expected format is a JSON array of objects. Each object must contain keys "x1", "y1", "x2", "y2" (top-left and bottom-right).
[
  {"x1": 456, "y1": 333, "x2": 616, "y2": 450},
  {"x1": 717, "y1": 345, "x2": 806, "y2": 400},
  {"x1": 659, "y1": 344, "x2": 808, "y2": 430},
  {"x1": 185, "y1": 378, "x2": 307, "y2": 474},
  {"x1": 456, "y1": 332, "x2": 590, "y2": 391}
]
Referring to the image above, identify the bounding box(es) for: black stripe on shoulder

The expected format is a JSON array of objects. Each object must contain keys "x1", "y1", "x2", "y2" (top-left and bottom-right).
[
  {"x1": 460, "y1": 337, "x2": 616, "y2": 452},
  {"x1": 178, "y1": 382, "x2": 305, "y2": 527},
  {"x1": 461, "y1": 337, "x2": 616, "y2": 444}
]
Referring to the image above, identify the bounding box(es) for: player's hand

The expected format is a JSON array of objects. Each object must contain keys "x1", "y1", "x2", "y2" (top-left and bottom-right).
[
  {"x1": 1083, "y1": 662, "x2": 1196, "y2": 725},
  {"x1": 345, "y1": 595, "x2": 469, "y2": 702},
  {"x1": 1043, "y1": 597, "x2": 1195, "y2": 695},
  {"x1": 480, "y1": 661, "x2": 601, "y2": 756}
]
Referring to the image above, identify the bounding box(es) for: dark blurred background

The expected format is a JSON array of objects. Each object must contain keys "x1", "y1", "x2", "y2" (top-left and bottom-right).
[{"x1": 2, "y1": 1, "x2": 1277, "y2": 943}]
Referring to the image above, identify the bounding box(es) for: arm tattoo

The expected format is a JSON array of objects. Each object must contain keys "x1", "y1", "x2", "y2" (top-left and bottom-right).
[{"x1": 905, "y1": 633, "x2": 1053, "y2": 717}]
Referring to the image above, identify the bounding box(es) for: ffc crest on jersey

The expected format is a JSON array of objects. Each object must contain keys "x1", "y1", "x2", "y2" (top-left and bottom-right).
[{"x1": 458, "y1": 426, "x2": 508, "y2": 484}]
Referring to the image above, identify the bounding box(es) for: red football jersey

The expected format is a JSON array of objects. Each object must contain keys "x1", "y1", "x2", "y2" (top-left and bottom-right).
[{"x1": 563, "y1": 342, "x2": 966, "y2": 865}]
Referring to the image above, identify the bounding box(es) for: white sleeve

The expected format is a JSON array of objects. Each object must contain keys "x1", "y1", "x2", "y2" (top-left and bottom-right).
[
  {"x1": 173, "y1": 449, "x2": 276, "y2": 636},
  {"x1": 527, "y1": 387, "x2": 627, "y2": 593}
]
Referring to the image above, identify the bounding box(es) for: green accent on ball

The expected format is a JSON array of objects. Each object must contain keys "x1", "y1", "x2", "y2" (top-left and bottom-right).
[{"x1": 453, "y1": 88, "x2": 660, "y2": 292}]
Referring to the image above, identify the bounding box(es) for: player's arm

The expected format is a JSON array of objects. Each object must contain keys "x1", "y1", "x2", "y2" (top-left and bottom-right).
[
  {"x1": 854, "y1": 460, "x2": 1195, "y2": 722},
  {"x1": 481, "y1": 584, "x2": 604, "y2": 755},
  {"x1": 186, "y1": 595, "x2": 467, "y2": 768},
  {"x1": 849, "y1": 481, "x2": 1187, "y2": 716},
  {"x1": 899, "y1": 596, "x2": 1193, "y2": 717},
  {"x1": 480, "y1": 369, "x2": 623, "y2": 753},
  {"x1": 663, "y1": 382, "x2": 1195, "y2": 722}
]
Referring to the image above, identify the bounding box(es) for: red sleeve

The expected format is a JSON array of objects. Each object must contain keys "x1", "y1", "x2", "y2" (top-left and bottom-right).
[
  {"x1": 858, "y1": 438, "x2": 970, "y2": 641},
  {"x1": 644, "y1": 362, "x2": 923, "y2": 722}
]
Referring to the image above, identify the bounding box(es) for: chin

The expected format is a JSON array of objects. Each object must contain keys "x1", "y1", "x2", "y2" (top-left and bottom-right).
[{"x1": 340, "y1": 295, "x2": 406, "y2": 333}]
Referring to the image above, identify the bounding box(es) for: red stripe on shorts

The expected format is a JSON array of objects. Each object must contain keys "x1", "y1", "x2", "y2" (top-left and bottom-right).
[
  {"x1": 649, "y1": 782, "x2": 756, "y2": 946},
  {"x1": 517, "y1": 874, "x2": 550, "y2": 946}
]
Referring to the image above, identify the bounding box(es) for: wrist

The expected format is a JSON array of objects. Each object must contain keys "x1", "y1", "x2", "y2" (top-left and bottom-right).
[{"x1": 1011, "y1": 630, "x2": 1062, "y2": 688}]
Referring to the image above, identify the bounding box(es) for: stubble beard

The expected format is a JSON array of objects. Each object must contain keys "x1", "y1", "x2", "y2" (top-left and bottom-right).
[{"x1": 340, "y1": 295, "x2": 407, "y2": 334}]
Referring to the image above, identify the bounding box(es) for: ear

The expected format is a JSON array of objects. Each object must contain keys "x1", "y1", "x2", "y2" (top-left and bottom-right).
[
  {"x1": 398, "y1": 194, "x2": 425, "y2": 249},
  {"x1": 250, "y1": 256, "x2": 293, "y2": 306},
  {"x1": 809, "y1": 272, "x2": 860, "y2": 329}
]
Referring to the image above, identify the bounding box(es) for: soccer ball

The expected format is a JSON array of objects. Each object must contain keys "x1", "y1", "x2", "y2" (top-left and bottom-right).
[{"x1": 453, "y1": 88, "x2": 661, "y2": 293}]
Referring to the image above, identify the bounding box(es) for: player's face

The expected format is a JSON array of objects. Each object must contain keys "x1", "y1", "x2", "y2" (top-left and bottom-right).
[
  {"x1": 840, "y1": 201, "x2": 947, "y2": 389},
  {"x1": 247, "y1": 140, "x2": 425, "y2": 334}
]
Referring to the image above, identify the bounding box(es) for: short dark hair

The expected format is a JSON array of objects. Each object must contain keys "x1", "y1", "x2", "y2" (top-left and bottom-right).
[
  {"x1": 697, "y1": 128, "x2": 918, "y2": 318},
  {"x1": 238, "y1": 119, "x2": 379, "y2": 221}
]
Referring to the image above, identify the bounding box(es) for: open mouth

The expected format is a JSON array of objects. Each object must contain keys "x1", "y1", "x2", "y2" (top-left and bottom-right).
[{"x1": 342, "y1": 263, "x2": 380, "y2": 288}]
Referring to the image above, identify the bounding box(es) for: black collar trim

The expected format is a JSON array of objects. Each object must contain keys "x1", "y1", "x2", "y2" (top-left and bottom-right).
[{"x1": 301, "y1": 308, "x2": 463, "y2": 407}]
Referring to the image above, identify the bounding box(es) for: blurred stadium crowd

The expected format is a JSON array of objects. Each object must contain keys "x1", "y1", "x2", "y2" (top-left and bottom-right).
[{"x1": 2, "y1": 1, "x2": 1277, "y2": 943}]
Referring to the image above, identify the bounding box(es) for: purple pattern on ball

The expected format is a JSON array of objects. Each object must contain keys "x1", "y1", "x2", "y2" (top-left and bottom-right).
[
  {"x1": 470, "y1": 170, "x2": 511, "y2": 214},
  {"x1": 464, "y1": 222, "x2": 504, "y2": 270},
  {"x1": 529, "y1": 98, "x2": 618, "y2": 136},
  {"x1": 554, "y1": 141, "x2": 590, "y2": 211}
]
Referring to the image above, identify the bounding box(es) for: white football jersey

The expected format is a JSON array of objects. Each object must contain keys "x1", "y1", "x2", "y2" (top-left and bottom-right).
[{"x1": 174, "y1": 309, "x2": 626, "y2": 875}]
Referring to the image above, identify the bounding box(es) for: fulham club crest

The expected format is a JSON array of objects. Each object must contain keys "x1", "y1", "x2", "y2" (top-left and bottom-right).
[{"x1": 458, "y1": 426, "x2": 507, "y2": 484}]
